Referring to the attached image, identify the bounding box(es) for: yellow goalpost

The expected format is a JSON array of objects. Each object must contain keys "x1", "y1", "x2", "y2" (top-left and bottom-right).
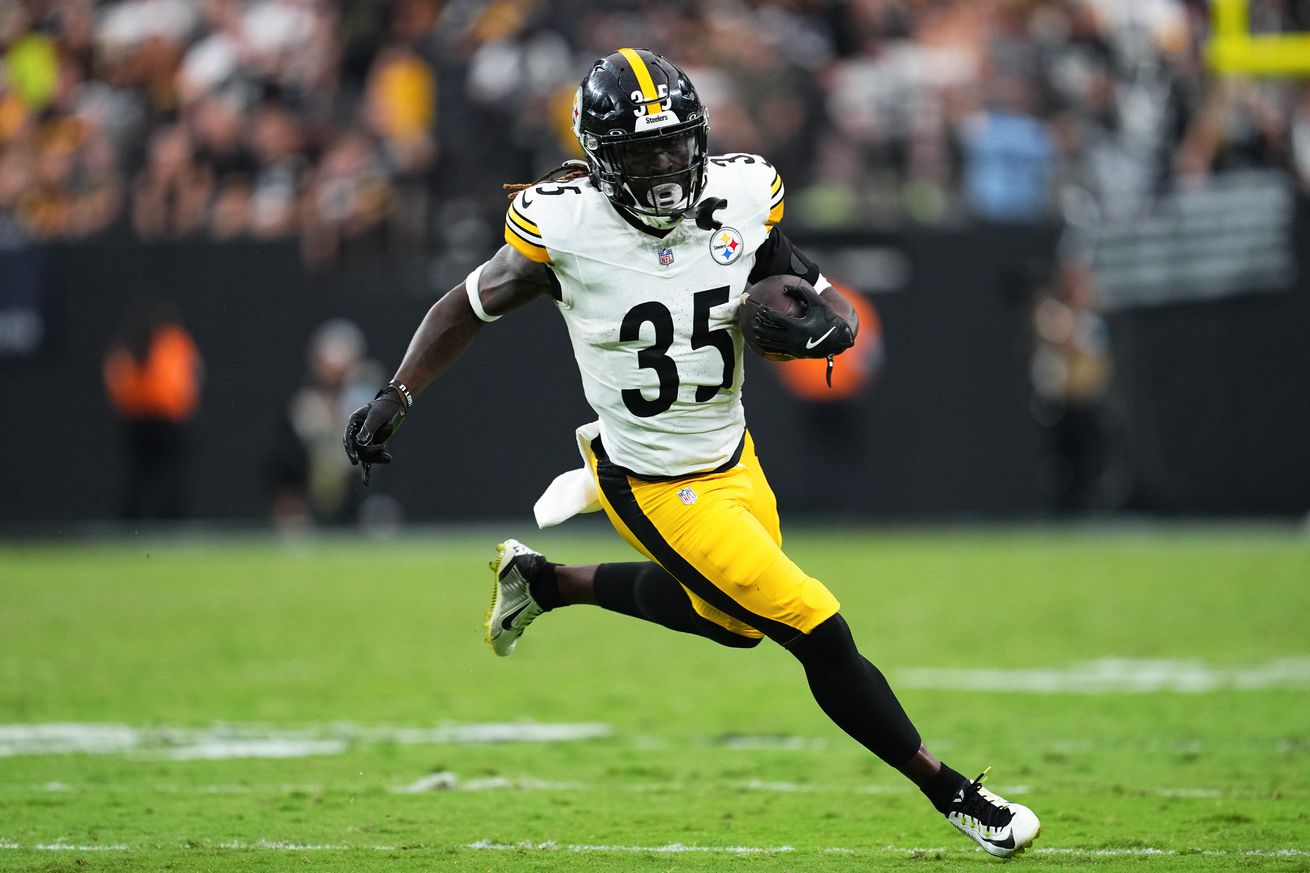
[{"x1": 1207, "y1": 0, "x2": 1310, "y2": 75}]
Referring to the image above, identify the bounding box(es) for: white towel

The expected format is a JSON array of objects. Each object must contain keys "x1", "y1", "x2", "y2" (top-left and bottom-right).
[{"x1": 533, "y1": 421, "x2": 603, "y2": 528}]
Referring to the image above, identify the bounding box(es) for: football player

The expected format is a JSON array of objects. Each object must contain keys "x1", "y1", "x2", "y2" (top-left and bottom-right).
[{"x1": 343, "y1": 48, "x2": 1040, "y2": 858}]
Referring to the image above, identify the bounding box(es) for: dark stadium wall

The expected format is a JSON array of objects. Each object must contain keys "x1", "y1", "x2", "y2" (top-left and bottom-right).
[
  {"x1": 2, "y1": 211, "x2": 1308, "y2": 526},
  {"x1": 1105, "y1": 195, "x2": 1310, "y2": 515},
  {"x1": 749, "y1": 223, "x2": 1055, "y2": 517}
]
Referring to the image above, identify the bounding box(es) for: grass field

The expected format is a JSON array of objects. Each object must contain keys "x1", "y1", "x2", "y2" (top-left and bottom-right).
[{"x1": 2, "y1": 525, "x2": 1309, "y2": 871}]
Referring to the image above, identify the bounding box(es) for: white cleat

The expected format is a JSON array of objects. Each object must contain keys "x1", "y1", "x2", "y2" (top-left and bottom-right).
[
  {"x1": 484, "y1": 539, "x2": 547, "y2": 657},
  {"x1": 946, "y1": 770, "x2": 1041, "y2": 859}
]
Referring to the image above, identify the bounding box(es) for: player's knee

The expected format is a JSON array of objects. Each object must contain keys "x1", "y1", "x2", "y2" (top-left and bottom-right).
[{"x1": 786, "y1": 613, "x2": 859, "y2": 668}]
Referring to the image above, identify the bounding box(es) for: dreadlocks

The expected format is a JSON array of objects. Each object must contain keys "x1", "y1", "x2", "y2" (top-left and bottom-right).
[{"x1": 503, "y1": 160, "x2": 590, "y2": 199}]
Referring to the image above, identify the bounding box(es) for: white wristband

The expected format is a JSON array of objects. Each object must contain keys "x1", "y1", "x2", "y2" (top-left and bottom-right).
[
  {"x1": 465, "y1": 262, "x2": 500, "y2": 323},
  {"x1": 814, "y1": 273, "x2": 833, "y2": 293}
]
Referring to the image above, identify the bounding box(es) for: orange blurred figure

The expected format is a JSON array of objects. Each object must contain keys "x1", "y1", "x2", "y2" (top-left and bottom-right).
[
  {"x1": 103, "y1": 301, "x2": 204, "y2": 518},
  {"x1": 775, "y1": 281, "x2": 884, "y2": 402}
]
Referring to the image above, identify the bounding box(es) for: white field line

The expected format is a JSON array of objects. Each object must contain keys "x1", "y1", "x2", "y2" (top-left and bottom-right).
[
  {"x1": 0, "y1": 721, "x2": 612, "y2": 759},
  {"x1": 392, "y1": 771, "x2": 585, "y2": 793},
  {"x1": 739, "y1": 779, "x2": 817, "y2": 793},
  {"x1": 5, "y1": 656, "x2": 1301, "y2": 757},
  {"x1": 2, "y1": 783, "x2": 327, "y2": 795},
  {"x1": 0, "y1": 840, "x2": 400, "y2": 852},
  {"x1": 0, "y1": 842, "x2": 130, "y2": 851},
  {"x1": 469, "y1": 840, "x2": 795, "y2": 854},
  {"x1": 12, "y1": 777, "x2": 908, "y2": 797},
  {"x1": 157, "y1": 739, "x2": 348, "y2": 760},
  {"x1": 895, "y1": 657, "x2": 1310, "y2": 693},
  {"x1": 1036, "y1": 848, "x2": 1310, "y2": 858},
  {"x1": 216, "y1": 840, "x2": 357, "y2": 850},
  {"x1": 467, "y1": 841, "x2": 1310, "y2": 858},
  {"x1": 9, "y1": 779, "x2": 1261, "y2": 800},
  {"x1": 1, "y1": 840, "x2": 1306, "y2": 858}
]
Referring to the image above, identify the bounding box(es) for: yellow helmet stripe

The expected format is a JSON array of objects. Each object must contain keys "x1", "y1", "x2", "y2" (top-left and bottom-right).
[{"x1": 618, "y1": 47, "x2": 663, "y2": 113}]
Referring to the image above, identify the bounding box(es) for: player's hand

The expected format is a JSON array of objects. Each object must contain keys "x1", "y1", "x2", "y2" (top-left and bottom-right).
[
  {"x1": 342, "y1": 384, "x2": 410, "y2": 486},
  {"x1": 749, "y1": 283, "x2": 855, "y2": 359}
]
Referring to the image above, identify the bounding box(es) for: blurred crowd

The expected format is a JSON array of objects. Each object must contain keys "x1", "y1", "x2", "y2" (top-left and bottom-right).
[
  {"x1": 0, "y1": 0, "x2": 433, "y2": 266},
  {"x1": 3, "y1": 0, "x2": 1310, "y2": 265}
]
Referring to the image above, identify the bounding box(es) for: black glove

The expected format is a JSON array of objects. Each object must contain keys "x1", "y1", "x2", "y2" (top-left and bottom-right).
[
  {"x1": 748, "y1": 282, "x2": 855, "y2": 360},
  {"x1": 343, "y1": 383, "x2": 410, "y2": 486}
]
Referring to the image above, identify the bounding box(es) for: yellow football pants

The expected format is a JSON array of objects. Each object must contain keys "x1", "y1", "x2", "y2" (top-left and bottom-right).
[{"x1": 586, "y1": 431, "x2": 840, "y2": 645}]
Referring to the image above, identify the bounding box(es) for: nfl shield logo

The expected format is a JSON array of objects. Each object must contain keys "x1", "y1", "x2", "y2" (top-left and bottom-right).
[
  {"x1": 677, "y1": 487, "x2": 697, "y2": 505},
  {"x1": 658, "y1": 247, "x2": 674, "y2": 266}
]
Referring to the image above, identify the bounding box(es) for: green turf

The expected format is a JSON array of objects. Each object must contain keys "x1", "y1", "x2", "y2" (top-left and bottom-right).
[{"x1": 2, "y1": 527, "x2": 1309, "y2": 871}]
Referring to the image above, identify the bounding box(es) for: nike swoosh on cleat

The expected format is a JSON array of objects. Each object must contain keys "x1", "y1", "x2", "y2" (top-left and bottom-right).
[
  {"x1": 983, "y1": 833, "x2": 1016, "y2": 850},
  {"x1": 521, "y1": 194, "x2": 534, "y2": 207},
  {"x1": 805, "y1": 326, "x2": 836, "y2": 349},
  {"x1": 501, "y1": 603, "x2": 529, "y2": 631}
]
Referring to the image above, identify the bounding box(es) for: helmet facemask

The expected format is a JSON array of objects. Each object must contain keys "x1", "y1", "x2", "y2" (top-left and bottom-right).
[{"x1": 583, "y1": 121, "x2": 709, "y2": 218}]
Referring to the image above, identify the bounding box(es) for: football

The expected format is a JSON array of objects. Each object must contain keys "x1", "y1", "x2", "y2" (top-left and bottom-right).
[{"x1": 738, "y1": 274, "x2": 809, "y2": 361}]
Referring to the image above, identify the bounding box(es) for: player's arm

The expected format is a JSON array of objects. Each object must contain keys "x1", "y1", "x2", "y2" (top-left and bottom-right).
[
  {"x1": 393, "y1": 244, "x2": 556, "y2": 395},
  {"x1": 747, "y1": 228, "x2": 857, "y2": 357},
  {"x1": 342, "y1": 244, "x2": 556, "y2": 482}
]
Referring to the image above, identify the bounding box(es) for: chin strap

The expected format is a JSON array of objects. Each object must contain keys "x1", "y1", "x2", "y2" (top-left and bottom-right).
[{"x1": 627, "y1": 208, "x2": 684, "y2": 230}]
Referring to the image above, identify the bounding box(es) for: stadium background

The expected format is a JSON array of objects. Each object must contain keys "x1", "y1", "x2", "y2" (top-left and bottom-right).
[{"x1": 2, "y1": 0, "x2": 1309, "y2": 526}]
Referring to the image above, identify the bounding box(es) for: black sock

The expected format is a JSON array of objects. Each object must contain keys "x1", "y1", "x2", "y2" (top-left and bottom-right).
[
  {"x1": 527, "y1": 562, "x2": 564, "y2": 611},
  {"x1": 787, "y1": 614, "x2": 923, "y2": 767},
  {"x1": 921, "y1": 763, "x2": 969, "y2": 814}
]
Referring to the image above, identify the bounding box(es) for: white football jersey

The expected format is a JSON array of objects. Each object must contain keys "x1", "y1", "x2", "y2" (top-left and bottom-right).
[{"x1": 501, "y1": 154, "x2": 786, "y2": 477}]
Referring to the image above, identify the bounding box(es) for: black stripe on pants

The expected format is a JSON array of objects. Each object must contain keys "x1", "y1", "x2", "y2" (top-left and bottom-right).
[
  {"x1": 594, "y1": 455, "x2": 805, "y2": 647},
  {"x1": 593, "y1": 562, "x2": 762, "y2": 648}
]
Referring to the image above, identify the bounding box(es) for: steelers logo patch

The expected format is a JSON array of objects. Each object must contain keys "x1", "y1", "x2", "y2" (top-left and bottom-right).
[{"x1": 710, "y1": 226, "x2": 745, "y2": 265}]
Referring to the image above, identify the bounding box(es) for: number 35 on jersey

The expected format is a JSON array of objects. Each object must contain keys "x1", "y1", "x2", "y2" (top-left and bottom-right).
[{"x1": 500, "y1": 153, "x2": 785, "y2": 477}]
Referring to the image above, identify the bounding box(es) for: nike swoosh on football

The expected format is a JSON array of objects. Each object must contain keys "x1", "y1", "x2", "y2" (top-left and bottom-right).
[
  {"x1": 983, "y1": 833, "x2": 1016, "y2": 850},
  {"x1": 501, "y1": 603, "x2": 530, "y2": 630},
  {"x1": 805, "y1": 326, "x2": 837, "y2": 349}
]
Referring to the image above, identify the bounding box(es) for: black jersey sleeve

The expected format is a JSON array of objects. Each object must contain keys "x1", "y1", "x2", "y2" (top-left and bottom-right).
[{"x1": 748, "y1": 228, "x2": 822, "y2": 287}]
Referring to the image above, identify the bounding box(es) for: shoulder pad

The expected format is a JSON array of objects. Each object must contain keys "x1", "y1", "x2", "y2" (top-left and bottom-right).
[
  {"x1": 705, "y1": 153, "x2": 785, "y2": 229},
  {"x1": 503, "y1": 179, "x2": 592, "y2": 264},
  {"x1": 504, "y1": 189, "x2": 550, "y2": 264}
]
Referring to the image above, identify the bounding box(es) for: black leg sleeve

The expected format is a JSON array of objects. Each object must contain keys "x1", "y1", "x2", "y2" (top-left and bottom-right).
[
  {"x1": 788, "y1": 613, "x2": 922, "y2": 766},
  {"x1": 593, "y1": 562, "x2": 762, "y2": 649}
]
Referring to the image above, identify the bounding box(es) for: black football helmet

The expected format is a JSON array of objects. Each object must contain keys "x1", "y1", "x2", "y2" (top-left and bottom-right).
[{"x1": 572, "y1": 48, "x2": 710, "y2": 218}]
